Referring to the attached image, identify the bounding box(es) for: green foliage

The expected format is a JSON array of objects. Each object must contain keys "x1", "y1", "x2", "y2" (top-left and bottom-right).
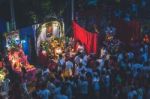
[{"x1": 40, "y1": 41, "x2": 49, "y2": 52}]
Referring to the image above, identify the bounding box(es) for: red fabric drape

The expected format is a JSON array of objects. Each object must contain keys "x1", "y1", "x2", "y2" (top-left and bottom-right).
[
  {"x1": 72, "y1": 21, "x2": 98, "y2": 54},
  {"x1": 93, "y1": 33, "x2": 98, "y2": 53}
]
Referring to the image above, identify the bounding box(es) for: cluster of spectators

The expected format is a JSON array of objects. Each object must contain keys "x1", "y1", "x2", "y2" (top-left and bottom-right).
[{"x1": 19, "y1": 36, "x2": 150, "y2": 99}]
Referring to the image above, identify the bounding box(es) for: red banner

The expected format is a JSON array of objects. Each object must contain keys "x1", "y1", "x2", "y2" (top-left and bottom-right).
[{"x1": 72, "y1": 21, "x2": 98, "y2": 54}]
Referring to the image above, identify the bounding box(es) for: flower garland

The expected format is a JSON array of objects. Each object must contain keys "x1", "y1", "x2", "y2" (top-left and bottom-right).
[{"x1": 40, "y1": 36, "x2": 65, "y2": 58}]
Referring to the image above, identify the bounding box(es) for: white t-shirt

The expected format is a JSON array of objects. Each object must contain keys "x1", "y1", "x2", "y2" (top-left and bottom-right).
[
  {"x1": 37, "y1": 89, "x2": 51, "y2": 99},
  {"x1": 79, "y1": 58, "x2": 87, "y2": 66},
  {"x1": 78, "y1": 66, "x2": 87, "y2": 74},
  {"x1": 132, "y1": 64, "x2": 143, "y2": 70},
  {"x1": 142, "y1": 53, "x2": 148, "y2": 63},
  {"x1": 128, "y1": 52, "x2": 134, "y2": 60},
  {"x1": 118, "y1": 53, "x2": 124, "y2": 62},
  {"x1": 83, "y1": 55, "x2": 88, "y2": 62},
  {"x1": 128, "y1": 90, "x2": 137, "y2": 99},
  {"x1": 75, "y1": 66, "x2": 80, "y2": 76},
  {"x1": 76, "y1": 67, "x2": 86, "y2": 77},
  {"x1": 74, "y1": 56, "x2": 80, "y2": 65},
  {"x1": 54, "y1": 87, "x2": 61, "y2": 95},
  {"x1": 65, "y1": 84, "x2": 72, "y2": 99},
  {"x1": 92, "y1": 77, "x2": 100, "y2": 92},
  {"x1": 79, "y1": 80, "x2": 88, "y2": 94},
  {"x1": 66, "y1": 61, "x2": 73, "y2": 70},
  {"x1": 97, "y1": 58, "x2": 104, "y2": 71},
  {"x1": 77, "y1": 45, "x2": 85, "y2": 53},
  {"x1": 103, "y1": 75, "x2": 110, "y2": 87},
  {"x1": 144, "y1": 44, "x2": 148, "y2": 53},
  {"x1": 58, "y1": 58, "x2": 65, "y2": 66},
  {"x1": 101, "y1": 48, "x2": 107, "y2": 57},
  {"x1": 137, "y1": 88, "x2": 144, "y2": 99},
  {"x1": 47, "y1": 82, "x2": 56, "y2": 94},
  {"x1": 86, "y1": 67, "x2": 93, "y2": 74},
  {"x1": 106, "y1": 54, "x2": 110, "y2": 60},
  {"x1": 42, "y1": 68, "x2": 50, "y2": 75},
  {"x1": 132, "y1": 63, "x2": 143, "y2": 77}
]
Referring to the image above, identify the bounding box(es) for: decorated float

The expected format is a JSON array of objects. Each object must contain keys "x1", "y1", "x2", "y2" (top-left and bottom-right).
[
  {"x1": 0, "y1": 51, "x2": 7, "y2": 83},
  {"x1": 5, "y1": 31, "x2": 36, "y2": 80},
  {"x1": 36, "y1": 18, "x2": 65, "y2": 66},
  {"x1": 0, "y1": 68, "x2": 6, "y2": 83}
]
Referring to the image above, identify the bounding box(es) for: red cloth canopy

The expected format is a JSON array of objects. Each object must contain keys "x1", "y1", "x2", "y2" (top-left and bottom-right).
[{"x1": 72, "y1": 21, "x2": 99, "y2": 54}]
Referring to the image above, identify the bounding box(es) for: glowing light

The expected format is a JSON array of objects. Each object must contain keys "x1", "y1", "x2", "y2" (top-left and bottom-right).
[
  {"x1": 42, "y1": 50, "x2": 47, "y2": 55},
  {"x1": 12, "y1": 60, "x2": 16, "y2": 63},
  {"x1": 21, "y1": 40, "x2": 26, "y2": 43},
  {"x1": 55, "y1": 47, "x2": 62, "y2": 54}
]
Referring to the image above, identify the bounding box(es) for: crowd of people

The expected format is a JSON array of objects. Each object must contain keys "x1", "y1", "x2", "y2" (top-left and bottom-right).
[
  {"x1": 1, "y1": 33, "x2": 149, "y2": 99},
  {"x1": 0, "y1": 1, "x2": 149, "y2": 99}
]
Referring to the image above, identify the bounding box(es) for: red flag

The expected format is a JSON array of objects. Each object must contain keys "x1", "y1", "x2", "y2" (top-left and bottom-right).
[{"x1": 72, "y1": 21, "x2": 98, "y2": 54}]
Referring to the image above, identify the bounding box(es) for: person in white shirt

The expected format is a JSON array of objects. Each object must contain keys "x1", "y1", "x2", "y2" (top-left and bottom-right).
[
  {"x1": 117, "y1": 52, "x2": 124, "y2": 63},
  {"x1": 81, "y1": 54, "x2": 88, "y2": 66},
  {"x1": 131, "y1": 63, "x2": 143, "y2": 77},
  {"x1": 75, "y1": 63, "x2": 86, "y2": 77},
  {"x1": 142, "y1": 52, "x2": 148, "y2": 64},
  {"x1": 64, "y1": 80, "x2": 73, "y2": 99},
  {"x1": 106, "y1": 54, "x2": 110, "y2": 60},
  {"x1": 53, "y1": 85, "x2": 68, "y2": 99},
  {"x1": 76, "y1": 42, "x2": 85, "y2": 53},
  {"x1": 105, "y1": 26, "x2": 116, "y2": 35},
  {"x1": 83, "y1": 54, "x2": 88, "y2": 62},
  {"x1": 65, "y1": 60, "x2": 74, "y2": 70},
  {"x1": 127, "y1": 87, "x2": 137, "y2": 99},
  {"x1": 58, "y1": 55, "x2": 65, "y2": 66},
  {"x1": 101, "y1": 47, "x2": 107, "y2": 58},
  {"x1": 58, "y1": 54, "x2": 65, "y2": 71},
  {"x1": 142, "y1": 44, "x2": 149, "y2": 64},
  {"x1": 74, "y1": 54, "x2": 81, "y2": 66},
  {"x1": 37, "y1": 89, "x2": 51, "y2": 99},
  {"x1": 47, "y1": 81, "x2": 56, "y2": 96},
  {"x1": 65, "y1": 59, "x2": 74, "y2": 76},
  {"x1": 103, "y1": 73, "x2": 110, "y2": 88},
  {"x1": 136, "y1": 87, "x2": 144, "y2": 99},
  {"x1": 37, "y1": 83, "x2": 51, "y2": 99},
  {"x1": 78, "y1": 56, "x2": 87, "y2": 67},
  {"x1": 92, "y1": 72, "x2": 100, "y2": 99},
  {"x1": 78, "y1": 76, "x2": 88, "y2": 98},
  {"x1": 128, "y1": 51, "x2": 134, "y2": 61},
  {"x1": 97, "y1": 58, "x2": 105, "y2": 72}
]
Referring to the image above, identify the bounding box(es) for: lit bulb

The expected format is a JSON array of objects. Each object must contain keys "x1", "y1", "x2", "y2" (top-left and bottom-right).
[{"x1": 42, "y1": 50, "x2": 47, "y2": 55}]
